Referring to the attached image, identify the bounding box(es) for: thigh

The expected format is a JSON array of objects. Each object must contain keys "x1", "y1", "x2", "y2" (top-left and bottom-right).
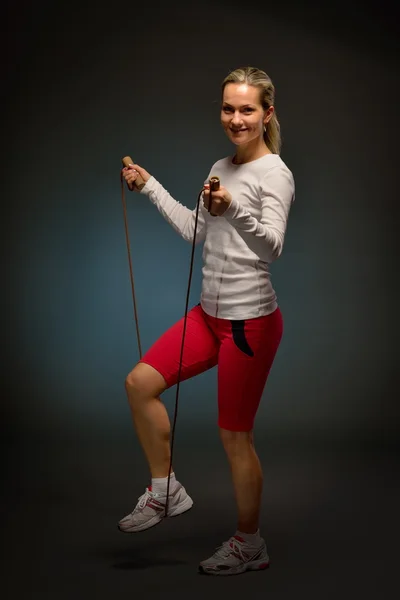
[
  {"x1": 139, "y1": 304, "x2": 219, "y2": 388},
  {"x1": 217, "y1": 308, "x2": 284, "y2": 431}
]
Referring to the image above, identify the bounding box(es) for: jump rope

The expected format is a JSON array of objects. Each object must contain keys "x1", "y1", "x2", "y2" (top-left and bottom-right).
[{"x1": 120, "y1": 156, "x2": 220, "y2": 516}]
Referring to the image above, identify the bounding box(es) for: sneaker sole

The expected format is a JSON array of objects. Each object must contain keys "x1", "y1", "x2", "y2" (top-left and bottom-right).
[
  {"x1": 117, "y1": 495, "x2": 194, "y2": 533},
  {"x1": 198, "y1": 558, "x2": 270, "y2": 576}
]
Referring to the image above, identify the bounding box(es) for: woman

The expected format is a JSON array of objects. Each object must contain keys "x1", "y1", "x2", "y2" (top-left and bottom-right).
[{"x1": 119, "y1": 66, "x2": 295, "y2": 576}]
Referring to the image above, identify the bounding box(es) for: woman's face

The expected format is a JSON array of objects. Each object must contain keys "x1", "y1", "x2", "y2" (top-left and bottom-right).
[{"x1": 221, "y1": 83, "x2": 273, "y2": 146}]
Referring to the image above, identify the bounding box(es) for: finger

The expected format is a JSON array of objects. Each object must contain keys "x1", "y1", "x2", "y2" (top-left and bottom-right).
[
  {"x1": 129, "y1": 163, "x2": 143, "y2": 174},
  {"x1": 126, "y1": 170, "x2": 139, "y2": 181},
  {"x1": 123, "y1": 165, "x2": 137, "y2": 175},
  {"x1": 127, "y1": 173, "x2": 139, "y2": 189}
]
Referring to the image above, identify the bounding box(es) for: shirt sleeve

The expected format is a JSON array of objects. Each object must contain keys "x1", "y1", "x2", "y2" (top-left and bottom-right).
[
  {"x1": 223, "y1": 166, "x2": 295, "y2": 260},
  {"x1": 140, "y1": 176, "x2": 207, "y2": 244}
]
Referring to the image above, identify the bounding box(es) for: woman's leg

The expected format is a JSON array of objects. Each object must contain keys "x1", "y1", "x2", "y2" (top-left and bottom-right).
[
  {"x1": 125, "y1": 304, "x2": 219, "y2": 478},
  {"x1": 198, "y1": 308, "x2": 283, "y2": 574},
  {"x1": 119, "y1": 305, "x2": 220, "y2": 533},
  {"x1": 125, "y1": 363, "x2": 171, "y2": 478},
  {"x1": 219, "y1": 428, "x2": 263, "y2": 533},
  {"x1": 217, "y1": 308, "x2": 284, "y2": 533}
]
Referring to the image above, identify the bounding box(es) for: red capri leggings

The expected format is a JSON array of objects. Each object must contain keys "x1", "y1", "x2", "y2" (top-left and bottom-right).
[{"x1": 139, "y1": 303, "x2": 283, "y2": 432}]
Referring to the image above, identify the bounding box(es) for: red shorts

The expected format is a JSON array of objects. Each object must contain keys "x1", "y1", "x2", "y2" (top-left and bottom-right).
[{"x1": 139, "y1": 304, "x2": 283, "y2": 431}]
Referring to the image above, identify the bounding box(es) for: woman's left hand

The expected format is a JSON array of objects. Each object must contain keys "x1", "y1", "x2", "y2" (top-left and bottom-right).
[{"x1": 203, "y1": 184, "x2": 232, "y2": 216}]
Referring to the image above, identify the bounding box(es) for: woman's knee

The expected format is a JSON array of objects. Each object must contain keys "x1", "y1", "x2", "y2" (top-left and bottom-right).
[
  {"x1": 219, "y1": 427, "x2": 254, "y2": 456},
  {"x1": 125, "y1": 362, "x2": 168, "y2": 405}
]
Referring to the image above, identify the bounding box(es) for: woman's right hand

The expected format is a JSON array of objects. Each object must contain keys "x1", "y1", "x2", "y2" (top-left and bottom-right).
[{"x1": 122, "y1": 163, "x2": 151, "y2": 192}]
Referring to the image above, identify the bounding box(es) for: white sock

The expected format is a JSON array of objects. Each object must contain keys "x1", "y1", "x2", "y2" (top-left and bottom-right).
[
  {"x1": 151, "y1": 472, "x2": 177, "y2": 494},
  {"x1": 235, "y1": 529, "x2": 261, "y2": 546}
]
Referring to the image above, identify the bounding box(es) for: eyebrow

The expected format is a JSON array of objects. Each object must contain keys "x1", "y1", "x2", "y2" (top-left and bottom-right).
[{"x1": 222, "y1": 102, "x2": 256, "y2": 108}]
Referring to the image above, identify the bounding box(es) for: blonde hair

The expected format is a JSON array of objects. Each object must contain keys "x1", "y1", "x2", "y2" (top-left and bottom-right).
[{"x1": 221, "y1": 66, "x2": 281, "y2": 155}]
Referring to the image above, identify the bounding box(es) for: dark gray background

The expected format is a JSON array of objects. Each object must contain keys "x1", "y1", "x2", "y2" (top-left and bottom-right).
[{"x1": 2, "y1": 1, "x2": 399, "y2": 598}]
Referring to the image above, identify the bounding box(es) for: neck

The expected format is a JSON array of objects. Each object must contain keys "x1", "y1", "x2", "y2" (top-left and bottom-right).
[{"x1": 233, "y1": 138, "x2": 271, "y2": 165}]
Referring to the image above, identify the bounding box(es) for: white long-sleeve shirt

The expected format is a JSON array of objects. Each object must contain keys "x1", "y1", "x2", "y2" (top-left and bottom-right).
[{"x1": 140, "y1": 153, "x2": 295, "y2": 320}]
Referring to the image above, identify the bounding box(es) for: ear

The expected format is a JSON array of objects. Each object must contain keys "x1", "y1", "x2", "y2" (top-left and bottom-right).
[{"x1": 264, "y1": 105, "x2": 274, "y2": 126}]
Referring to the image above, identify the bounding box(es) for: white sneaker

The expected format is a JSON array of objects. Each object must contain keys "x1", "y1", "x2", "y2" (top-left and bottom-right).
[
  {"x1": 118, "y1": 483, "x2": 193, "y2": 533},
  {"x1": 199, "y1": 535, "x2": 270, "y2": 576}
]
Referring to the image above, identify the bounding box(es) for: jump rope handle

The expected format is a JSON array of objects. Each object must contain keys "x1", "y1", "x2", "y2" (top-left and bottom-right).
[
  {"x1": 122, "y1": 156, "x2": 146, "y2": 190},
  {"x1": 209, "y1": 176, "x2": 220, "y2": 191},
  {"x1": 208, "y1": 176, "x2": 220, "y2": 216}
]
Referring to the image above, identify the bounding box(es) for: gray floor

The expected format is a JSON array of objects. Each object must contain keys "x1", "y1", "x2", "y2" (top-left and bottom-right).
[{"x1": 2, "y1": 434, "x2": 398, "y2": 599}]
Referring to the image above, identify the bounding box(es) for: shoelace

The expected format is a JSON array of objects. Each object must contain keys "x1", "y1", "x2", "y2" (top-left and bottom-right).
[
  {"x1": 135, "y1": 488, "x2": 157, "y2": 511},
  {"x1": 214, "y1": 538, "x2": 246, "y2": 561}
]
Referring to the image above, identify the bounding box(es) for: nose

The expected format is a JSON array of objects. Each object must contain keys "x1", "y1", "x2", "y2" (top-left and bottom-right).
[{"x1": 231, "y1": 111, "x2": 243, "y2": 126}]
